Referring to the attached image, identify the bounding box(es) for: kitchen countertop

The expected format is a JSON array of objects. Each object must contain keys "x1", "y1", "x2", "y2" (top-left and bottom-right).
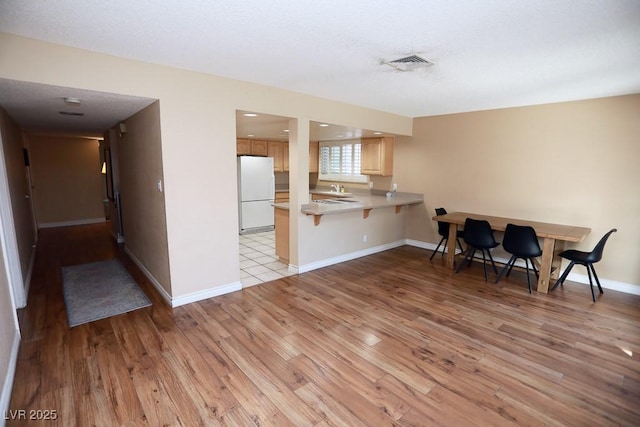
[{"x1": 272, "y1": 191, "x2": 423, "y2": 214}]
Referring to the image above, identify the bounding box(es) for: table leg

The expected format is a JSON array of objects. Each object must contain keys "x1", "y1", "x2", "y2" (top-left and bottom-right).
[
  {"x1": 550, "y1": 241, "x2": 565, "y2": 280},
  {"x1": 537, "y1": 237, "x2": 556, "y2": 293},
  {"x1": 445, "y1": 223, "x2": 457, "y2": 269}
]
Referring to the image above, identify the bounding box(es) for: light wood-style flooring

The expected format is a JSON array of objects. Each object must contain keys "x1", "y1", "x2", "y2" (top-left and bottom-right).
[{"x1": 8, "y1": 223, "x2": 640, "y2": 426}]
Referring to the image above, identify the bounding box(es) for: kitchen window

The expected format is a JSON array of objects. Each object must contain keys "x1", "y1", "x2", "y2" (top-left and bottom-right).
[{"x1": 318, "y1": 139, "x2": 368, "y2": 183}]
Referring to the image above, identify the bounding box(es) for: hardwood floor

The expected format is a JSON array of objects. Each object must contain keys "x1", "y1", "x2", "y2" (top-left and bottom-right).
[{"x1": 8, "y1": 223, "x2": 640, "y2": 426}]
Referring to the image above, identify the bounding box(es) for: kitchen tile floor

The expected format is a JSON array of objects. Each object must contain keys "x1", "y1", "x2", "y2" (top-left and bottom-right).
[{"x1": 239, "y1": 230, "x2": 293, "y2": 287}]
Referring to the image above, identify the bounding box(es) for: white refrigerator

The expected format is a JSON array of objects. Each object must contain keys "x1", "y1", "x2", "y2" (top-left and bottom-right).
[{"x1": 237, "y1": 156, "x2": 275, "y2": 234}]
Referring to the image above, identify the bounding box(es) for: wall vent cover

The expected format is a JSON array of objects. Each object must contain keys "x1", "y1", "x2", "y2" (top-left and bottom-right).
[{"x1": 383, "y1": 54, "x2": 434, "y2": 71}]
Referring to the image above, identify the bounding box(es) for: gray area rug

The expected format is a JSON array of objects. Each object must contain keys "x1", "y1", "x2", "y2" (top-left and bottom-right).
[{"x1": 62, "y1": 259, "x2": 152, "y2": 327}]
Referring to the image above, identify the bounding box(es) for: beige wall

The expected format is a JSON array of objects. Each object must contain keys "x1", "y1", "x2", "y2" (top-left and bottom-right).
[
  {"x1": 0, "y1": 33, "x2": 412, "y2": 303},
  {"x1": 396, "y1": 94, "x2": 640, "y2": 286},
  {"x1": 6, "y1": 32, "x2": 634, "y2": 300},
  {"x1": 0, "y1": 108, "x2": 36, "y2": 288},
  {"x1": 28, "y1": 135, "x2": 104, "y2": 226},
  {"x1": 115, "y1": 102, "x2": 171, "y2": 294}
]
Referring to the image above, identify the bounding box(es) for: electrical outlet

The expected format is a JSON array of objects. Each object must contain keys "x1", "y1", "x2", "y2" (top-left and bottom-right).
[
  {"x1": 392, "y1": 183, "x2": 398, "y2": 191},
  {"x1": 368, "y1": 181, "x2": 374, "y2": 188},
  {"x1": 363, "y1": 234, "x2": 368, "y2": 242}
]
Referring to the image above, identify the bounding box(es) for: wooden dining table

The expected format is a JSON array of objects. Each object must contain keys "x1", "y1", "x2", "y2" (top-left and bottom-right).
[{"x1": 432, "y1": 212, "x2": 591, "y2": 293}]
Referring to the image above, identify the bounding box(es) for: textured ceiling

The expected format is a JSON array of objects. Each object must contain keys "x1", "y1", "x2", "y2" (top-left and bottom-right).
[{"x1": 1, "y1": 0, "x2": 639, "y2": 137}]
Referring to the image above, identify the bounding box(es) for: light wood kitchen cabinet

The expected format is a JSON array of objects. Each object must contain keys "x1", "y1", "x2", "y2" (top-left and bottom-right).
[
  {"x1": 236, "y1": 138, "x2": 251, "y2": 155},
  {"x1": 275, "y1": 192, "x2": 289, "y2": 203},
  {"x1": 268, "y1": 141, "x2": 289, "y2": 172},
  {"x1": 309, "y1": 141, "x2": 319, "y2": 173},
  {"x1": 237, "y1": 138, "x2": 269, "y2": 156},
  {"x1": 283, "y1": 142, "x2": 289, "y2": 172},
  {"x1": 239, "y1": 139, "x2": 314, "y2": 174},
  {"x1": 361, "y1": 136, "x2": 394, "y2": 176},
  {"x1": 275, "y1": 208, "x2": 289, "y2": 263},
  {"x1": 251, "y1": 139, "x2": 268, "y2": 156},
  {"x1": 268, "y1": 141, "x2": 284, "y2": 171}
]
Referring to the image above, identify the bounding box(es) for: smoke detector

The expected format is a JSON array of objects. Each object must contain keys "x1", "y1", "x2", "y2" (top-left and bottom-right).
[{"x1": 382, "y1": 54, "x2": 434, "y2": 71}]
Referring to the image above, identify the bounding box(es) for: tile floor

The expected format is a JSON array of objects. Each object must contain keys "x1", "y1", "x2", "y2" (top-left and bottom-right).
[{"x1": 239, "y1": 230, "x2": 293, "y2": 287}]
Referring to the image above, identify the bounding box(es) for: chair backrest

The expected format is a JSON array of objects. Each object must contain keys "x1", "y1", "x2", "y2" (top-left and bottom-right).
[
  {"x1": 502, "y1": 223, "x2": 542, "y2": 257},
  {"x1": 585, "y1": 228, "x2": 617, "y2": 263},
  {"x1": 463, "y1": 218, "x2": 498, "y2": 248},
  {"x1": 435, "y1": 207, "x2": 449, "y2": 237}
]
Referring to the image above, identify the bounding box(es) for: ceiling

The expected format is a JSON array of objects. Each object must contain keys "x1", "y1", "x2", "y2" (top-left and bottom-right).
[
  {"x1": 1, "y1": 0, "x2": 639, "y2": 139},
  {"x1": 0, "y1": 79, "x2": 156, "y2": 138}
]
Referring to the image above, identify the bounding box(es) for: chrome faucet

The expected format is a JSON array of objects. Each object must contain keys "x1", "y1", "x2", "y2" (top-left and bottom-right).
[{"x1": 330, "y1": 184, "x2": 339, "y2": 192}]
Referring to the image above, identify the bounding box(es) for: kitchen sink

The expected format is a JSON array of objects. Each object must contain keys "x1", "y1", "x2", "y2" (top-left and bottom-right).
[
  {"x1": 313, "y1": 199, "x2": 359, "y2": 205},
  {"x1": 313, "y1": 199, "x2": 342, "y2": 204},
  {"x1": 314, "y1": 190, "x2": 353, "y2": 196}
]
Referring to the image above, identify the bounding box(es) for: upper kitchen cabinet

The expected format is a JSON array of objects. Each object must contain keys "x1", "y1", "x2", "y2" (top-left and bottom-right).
[
  {"x1": 283, "y1": 142, "x2": 289, "y2": 172},
  {"x1": 237, "y1": 138, "x2": 251, "y2": 155},
  {"x1": 251, "y1": 139, "x2": 268, "y2": 156},
  {"x1": 268, "y1": 141, "x2": 286, "y2": 172},
  {"x1": 309, "y1": 141, "x2": 319, "y2": 173},
  {"x1": 361, "y1": 137, "x2": 394, "y2": 176},
  {"x1": 236, "y1": 138, "x2": 269, "y2": 156},
  {"x1": 240, "y1": 139, "x2": 318, "y2": 174}
]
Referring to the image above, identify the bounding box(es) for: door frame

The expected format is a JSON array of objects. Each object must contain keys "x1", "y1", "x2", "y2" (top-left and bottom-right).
[{"x1": 0, "y1": 130, "x2": 26, "y2": 309}]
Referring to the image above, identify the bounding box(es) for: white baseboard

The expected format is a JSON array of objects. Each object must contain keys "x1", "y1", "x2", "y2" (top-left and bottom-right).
[
  {"x1": 124, "y1": 247, "x2": 172, "y2": 306},
  {"x1": 38, "y1": 217, "x2": 105, "y2": 229},
  {"x1": 297, "y1": 240, "x2": 406, "y2": 274},
  {"x1": 124, "y1": 247, "x2": 242, "y2": 308},
  {"x1": 127, "y1": 237, "x2": 640, "y2": 310},
  {"x1": 1, "y1": 328, "x2": 20, "y2": 426},
  {"x1": 406, "y1": 239, "x2": 640, "y2": 296},
  {"x1": 170, "y1": 282, "x2": 242, "y2": 308},
  {"x1": 566, "y1": 271, "x2": 640, "y2": 296},
  {"x1": 20, "y1": 245, "x2": 37, "y2": 309}
]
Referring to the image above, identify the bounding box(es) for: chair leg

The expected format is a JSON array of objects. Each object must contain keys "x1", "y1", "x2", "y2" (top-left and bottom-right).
[
  {"x1": 495, "y1": 255, "x2": 516, "y2": 284},
  {"x1": 430, "y1": 237, "x2": 446, "y2": 260},
  {"x1": 590, "y1": 264, "x2": 604, "y2": 295},
  {"x1": 586, "y1": 264, "x2": 596, "y2": 302},
  {"x1": 505, "y1": 257, "x2": 516, "y2": 278},
  {"x1": 551, "y1": 261, "x2": 575, "y2": 291},
  {"x1": 531, "y1": 259, "x2": 539, "y2": 278},
  {"x1": 524, "y1": 258, "x2": 532, "y2": 294},
  {"x1": 455, "y1": 248, "x2": 473, "y2": 273},
  {"x1": 487, "y1": 250, "x2": 498, "y2": 274},
  {"x1": 481, "y1": 250, "x2": 488, "y2": 281}
]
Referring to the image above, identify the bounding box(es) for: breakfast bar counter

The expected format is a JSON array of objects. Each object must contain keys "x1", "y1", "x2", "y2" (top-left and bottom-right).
[
  {"x1": 298, "y1": 192, "x2": 423, "y2": 225},
  {"x1": 272, "y1": 191, "x2": 423, "y2": 261}
]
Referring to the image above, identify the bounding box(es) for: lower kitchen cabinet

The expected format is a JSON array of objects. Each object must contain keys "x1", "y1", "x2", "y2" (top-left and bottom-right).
[
  {"x1": 274, "y1": 208, "x2": 289, "y2": 262},
  {"x1": 275, "y1": 192, "x2": 289, "y2": 203}
]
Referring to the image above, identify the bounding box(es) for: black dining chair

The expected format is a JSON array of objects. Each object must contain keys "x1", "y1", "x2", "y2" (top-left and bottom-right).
[
  {"x1": 430, "y1": 207, "x2": 465, "y2": 261},
  {"x1": 455, "y1": 218, "x2": 499, "y2": 281},
  {"x1": 551, "y1": 229, "x2": 617, "y2": 302},
  {"x1": 495, "y1": 224, "x2": 542, "y2": 293}
]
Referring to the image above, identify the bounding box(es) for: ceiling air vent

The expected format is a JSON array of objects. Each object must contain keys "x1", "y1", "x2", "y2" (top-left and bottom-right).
[{"x1": 382, "y1": 54, "x2": 434, "y2": 71}]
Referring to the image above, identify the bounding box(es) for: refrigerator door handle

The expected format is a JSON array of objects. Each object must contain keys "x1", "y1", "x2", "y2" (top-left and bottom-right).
[{"x1": 270, "y1": 173, "x2": 275, "y2": 197}]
